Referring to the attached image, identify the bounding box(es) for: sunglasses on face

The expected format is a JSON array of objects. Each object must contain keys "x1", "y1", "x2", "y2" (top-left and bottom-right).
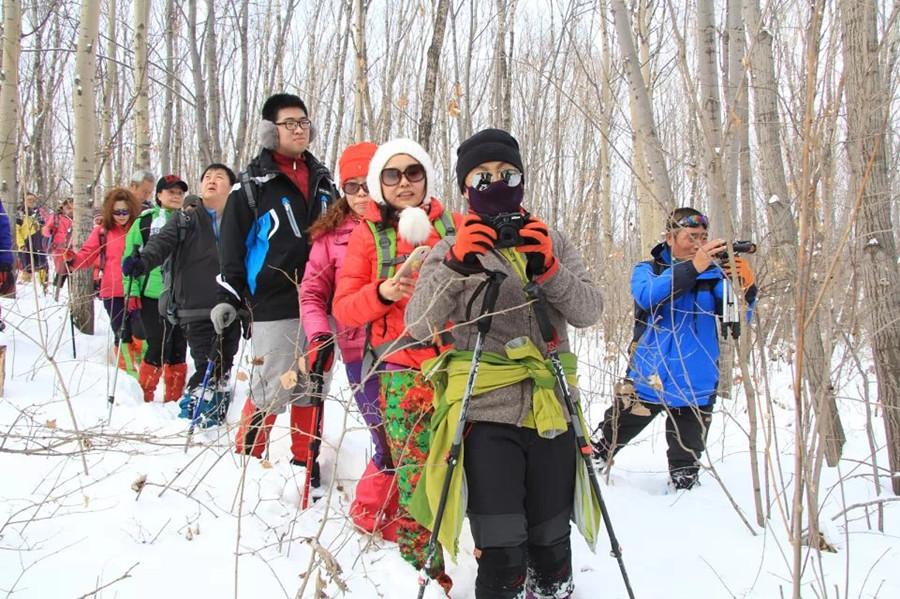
[
  {"x1": 112, "y1": 209, "x2": 130, "y2": 216},
  {"x1": 343, "y1": 181, "x2": 369, "y2": 196},
  {"x1": 470, "y1": 169, "x2": 523, "y2": 191},
  {"x1": 380, "y1": 164, "x2": 426, "y2": 187}
]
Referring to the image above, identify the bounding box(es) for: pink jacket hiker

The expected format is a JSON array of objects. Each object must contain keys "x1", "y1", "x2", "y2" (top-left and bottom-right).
[
  {"x1": 70, "y1": 223, "x2": 128, "y2": 299},
  {"x1": 299, "y1": 214, "x2": 366, "y2": 363}
]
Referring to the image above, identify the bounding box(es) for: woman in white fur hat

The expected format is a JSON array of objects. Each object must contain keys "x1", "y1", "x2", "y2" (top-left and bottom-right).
[{"x1": 332, "y1": 138, "x2": 460, "y2": 593}]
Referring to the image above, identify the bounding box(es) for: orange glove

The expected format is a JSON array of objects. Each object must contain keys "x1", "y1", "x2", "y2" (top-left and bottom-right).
[
  {"x1": 516, "y1": 217, "x2": 557, "y2": 278},
  {"x1": 445, "y1": 215, "x2": 497, "y2": 275},
  {"x1": 723, "y1": 256, "x2": 754, "y2": 288}
]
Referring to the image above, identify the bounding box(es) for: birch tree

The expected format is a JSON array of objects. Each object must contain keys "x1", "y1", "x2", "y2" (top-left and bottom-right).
[
  {"x1": 840, "y1": 0, "x2": 900, "y2": 495},
  {"x1": 71, "y1": 0, "x2": 100, "y2": 332},
  {"x1": 417, "y1": 0, "x2": 450, "y2": 151},
  {"x1": 133, "y1": 0, "x2": 152, "y2": 172},
  {"x1": 611, "y1": 0, "x2": 671, "y2": 250},
  {"x1": 0, "y1": 0, "x2": 21, "y2": 227}
]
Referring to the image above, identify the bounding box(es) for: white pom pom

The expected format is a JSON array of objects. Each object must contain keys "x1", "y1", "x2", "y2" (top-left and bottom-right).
[{"x1": 397, "y1": 206, "x2": 432, "y2": 246}]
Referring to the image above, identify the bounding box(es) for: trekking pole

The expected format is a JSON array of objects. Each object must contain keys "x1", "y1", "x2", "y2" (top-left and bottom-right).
[
  {"x1": 416, "y1": 269, "x2": 507, "y2": 599},
  {"x1": 184, "y1": 332, "x2": 223, "y2": 452},
  {"x1": 302, "y1": 341, "x2": 335, "y2": 509},
  {"x1": 524, "y1": 280, "x2": 636, "y2": 599},
  {"x1": 108, "y1": 274, "x2": 137, "y2": 424}
]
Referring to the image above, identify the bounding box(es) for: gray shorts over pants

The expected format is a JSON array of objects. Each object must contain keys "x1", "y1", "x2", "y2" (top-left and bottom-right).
[{"x1": 248, "y1": 318, "x2": 333, "y2": 413}]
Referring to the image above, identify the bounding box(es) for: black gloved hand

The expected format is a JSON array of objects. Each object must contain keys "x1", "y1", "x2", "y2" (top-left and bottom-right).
[{"x1": 122, "y1": 256, "x2": 147, "y2": 277}]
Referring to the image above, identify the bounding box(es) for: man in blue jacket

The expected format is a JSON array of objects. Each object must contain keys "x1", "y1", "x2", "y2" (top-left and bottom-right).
[{"x1": 593, "y1": 207, "x2": 757, "y2": 490}]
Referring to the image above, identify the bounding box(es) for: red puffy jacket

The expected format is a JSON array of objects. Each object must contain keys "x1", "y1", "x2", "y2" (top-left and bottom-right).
[
  {"x1": 70, "y1": 223, "x2": 128, "y2": 298},
  {"x1": 332, "y1": 200, "x2": 460, "y2": 369}
]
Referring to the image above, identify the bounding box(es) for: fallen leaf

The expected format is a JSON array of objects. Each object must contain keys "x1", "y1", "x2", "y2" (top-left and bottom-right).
[
  {"x1": 280, "y1": 370, "x2": 298, "y2": 390},
  {"x1": 251, "y1": 356, "x2": 265, "y2": 366},
  {"x1": 236, "y1": 371, "x2": 249, "y2": 382},
  {"x1": 83, "y1": 495, "x2": 90, "y2": 508},
  {"x1": 131, "y1": 474, "x2": 147, "y2": 493},
  {"x1": 45, "y1": 419, "x2": 57, "y2": 429},
  {"x1": 261, "y1": 459, "x2": 273, "y2": 469}
]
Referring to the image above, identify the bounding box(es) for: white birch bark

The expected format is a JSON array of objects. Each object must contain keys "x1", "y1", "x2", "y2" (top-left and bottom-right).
[{"x1": 72, "y1": 0, "x2": 100, "y2": 332}]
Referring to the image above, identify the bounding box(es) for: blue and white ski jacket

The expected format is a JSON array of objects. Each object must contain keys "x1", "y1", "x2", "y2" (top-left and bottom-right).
[{"x1": 628, "y1": 243, "x2": 757, "y2": 408}]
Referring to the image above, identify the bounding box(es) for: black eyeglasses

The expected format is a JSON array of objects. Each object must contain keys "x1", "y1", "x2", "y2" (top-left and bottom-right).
[
  {"x1": 380, "y1": 164, "x2": 426, "y2": 187},
  {"x1": 470, "y1": 168, "x2": 523, "y2": 191},
  {"x1": 275, "y1": 118, "x2": 312, "y2": 131},
  {"x1": 112, "y1": 209, "x2": 130, "y2": 216},
  {"x1": 343, "y1": 181, "x2": 369, "y2": 196}
]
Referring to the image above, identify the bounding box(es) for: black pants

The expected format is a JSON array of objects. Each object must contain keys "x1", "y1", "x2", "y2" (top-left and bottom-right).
[
  {"x1": 138, "y1": 298, "x2": 187, "y2": 367},
  {"x1": 183, "y1": 319, "x2": 241, "y2": 389},
  {"x1": 596, "y1": 396, "x2": 715, "y2": 477},
  {"x1": 464, "y1": 422, "x2": 575, "y2": 598}
]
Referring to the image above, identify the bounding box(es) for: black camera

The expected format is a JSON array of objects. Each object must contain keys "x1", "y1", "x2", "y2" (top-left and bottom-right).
[
  {"x1": 716, "y1": 240, "x2": 757, "y2": 260},
  {"x1": 481, "y1": 212, "x2": 527, "y2": 248}
]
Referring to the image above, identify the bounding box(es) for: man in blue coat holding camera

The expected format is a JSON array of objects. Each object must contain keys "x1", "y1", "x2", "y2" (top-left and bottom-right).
[{"x1": 593, "y1": 207, "x2": 757, "y2": 490}]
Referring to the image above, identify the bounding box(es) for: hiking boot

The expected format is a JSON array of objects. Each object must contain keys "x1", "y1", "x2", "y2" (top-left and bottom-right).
[{"x1": 670, "y1": 470, "x2": 700, "y2": 491}]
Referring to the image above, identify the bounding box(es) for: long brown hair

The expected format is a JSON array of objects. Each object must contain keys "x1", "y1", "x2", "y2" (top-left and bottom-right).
[
  {"x1": 307, "y1": 196, "x2": 353, "y2": 240},
  {"x1": 101, "y1": 187, "x2": 141, "y2": 230}
]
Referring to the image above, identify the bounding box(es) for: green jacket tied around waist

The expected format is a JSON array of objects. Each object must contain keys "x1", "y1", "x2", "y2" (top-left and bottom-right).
[{"x1": 408, "y1": 337, "x2": 602, "y2": 559}]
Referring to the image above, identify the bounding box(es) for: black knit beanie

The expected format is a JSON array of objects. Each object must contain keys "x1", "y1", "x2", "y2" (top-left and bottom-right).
[{"x1": 455, "y1": 128, "x2": 524, "y2": 191}]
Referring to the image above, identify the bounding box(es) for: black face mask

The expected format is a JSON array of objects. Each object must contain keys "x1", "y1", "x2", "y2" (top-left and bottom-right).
[{"x1": 466, "y1": 181, "x2": 524, "y2": 216}]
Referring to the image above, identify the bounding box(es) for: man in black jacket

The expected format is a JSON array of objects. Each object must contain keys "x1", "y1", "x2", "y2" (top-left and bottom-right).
[
  {"x1": 210, "y1": 93, "x2": 337, "y2": 469},
  {"x1": 125, "y1": 163, "x2": 241, "y2": 426}
]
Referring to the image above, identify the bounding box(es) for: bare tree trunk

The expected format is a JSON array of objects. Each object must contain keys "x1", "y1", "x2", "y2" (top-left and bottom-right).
[
  {"x1": 745, "y1": 0, "x2": 844, "y2": 466},
  {"x1": 598, "y1": 1, "x2": 614, "y2": 253},
  {"x1": 206, "y1": 0, "x2": 222, "y2": 161},
  {"x1": 352, "y1": 0, "x2": 369, "y2": 142},
  {"x1": 102, "y1": 0, "x2": 117, "y2": 190},
  {"x1": 72, "y1": 0, "x2": 100, "y2": 333},
  {"x1": 610, "y1": 0, "x2": 675, "y2": 218},
  {"x1": 188, "y1": 0, "x2": 213, "y2": 167},
  {"x1": 233, "y1": 0, "x2": 250, "y2": 166},
  {"x1": 29, "y1": 7, "x2": 47, "y2": 197},
  {"x1": 0, "y1": 0, "x2": 21, "y2": 227},
  {"x1": 841, "y1": 0, "x2": 900, "y2": 496},
  {"x1": 160, "y1": 0, "x2": 175, "y2": 174},
  {"x1": 418, "y1": 0, "x2": 450, "y2": 151},
  {"x1": 133, "y1": 0, "x2": 151, "y2": 172}
]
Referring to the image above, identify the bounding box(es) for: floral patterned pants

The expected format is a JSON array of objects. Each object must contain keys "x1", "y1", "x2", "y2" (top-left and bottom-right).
[{"x1": 379, "y1": 368, "x2": 449, "y2": 584}]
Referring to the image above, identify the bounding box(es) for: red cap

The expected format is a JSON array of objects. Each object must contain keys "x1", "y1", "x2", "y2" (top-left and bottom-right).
[{"x1": 338, "y1": 142, "x2": 378, "y2": 187}]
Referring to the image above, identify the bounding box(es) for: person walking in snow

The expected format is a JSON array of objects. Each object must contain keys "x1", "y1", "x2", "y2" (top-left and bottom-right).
[
  {"x1": 592, "y1": 207, "x2": 758, "y2": 490},
  {"x1": 300, "y1": 141, "x2": 399, "y2": 539},
  {"x1": 121, "y1": 175, "x2": 189, "y2": 403},
  {"x1": 67, "y1": 187, "x2": 142, "y2": 347},
  {"x1": 404, "y1": 128, "x2": 603, "y2": 599},
  {"x1": 16, "y1": 192, "x2": 49, "y2": 288},
  {"x1": 209, "y1": 93, "x2": 337, "y2": 471},
  {"x1": 42, "y1": 197, "x2": 74, "y2": 291},
  {"x1": 122, "y1": 164, "x2": 242, "y2": 427},
  {"x1": 331, "y1": 138, "x2": 461, "y2": 593},
  {"x1": 0, "y1": 200, "x2": 16, "y2": 327}
]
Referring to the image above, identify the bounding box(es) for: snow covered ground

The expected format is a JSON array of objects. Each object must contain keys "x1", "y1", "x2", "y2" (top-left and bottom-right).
[{"x1": 1, "y1": 283, "x2": 898, "y2": 598}]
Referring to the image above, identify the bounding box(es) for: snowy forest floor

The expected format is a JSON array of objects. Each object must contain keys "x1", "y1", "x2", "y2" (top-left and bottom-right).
[{"x1": 0, "y1": 282, "x2": 898, "y2": 598}]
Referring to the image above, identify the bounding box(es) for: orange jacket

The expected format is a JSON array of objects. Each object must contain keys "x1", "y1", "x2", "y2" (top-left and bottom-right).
[{"x1": 332, "y1": 199, "x2": 460, "y2": 369}]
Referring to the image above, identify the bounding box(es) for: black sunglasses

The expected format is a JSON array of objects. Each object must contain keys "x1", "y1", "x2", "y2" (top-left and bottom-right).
[
  {"x1": 380, "y1": 164, "x2": 426, "y2": 187},
  {"x1": 343, "y1": 181, "x2": 369, "y2": 196}
]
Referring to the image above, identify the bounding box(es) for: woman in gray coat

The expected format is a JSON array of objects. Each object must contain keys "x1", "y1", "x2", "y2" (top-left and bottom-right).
[{"x1": 405, "y1": 129, "x2": 602, "y2": 599}]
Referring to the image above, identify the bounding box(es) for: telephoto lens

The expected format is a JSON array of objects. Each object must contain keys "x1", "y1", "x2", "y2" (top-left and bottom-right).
[{"x1": 731, "y1": 240, "x2": 757, "y2": 254}]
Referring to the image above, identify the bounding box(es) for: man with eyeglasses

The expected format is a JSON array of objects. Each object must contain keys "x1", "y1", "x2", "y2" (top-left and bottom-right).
[
  {"x1": 211, "y1": 93, "x2": 338, "y2": 468},
  {"x1": 124, "y1": 164, "x2": 241, "y2": 427},
  {"x1": 592, "y1": 207, "x2": 757, "y2": 491}
]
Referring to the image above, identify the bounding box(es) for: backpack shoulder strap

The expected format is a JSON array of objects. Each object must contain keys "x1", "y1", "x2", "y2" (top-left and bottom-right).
[
  {"x1": 240, "y1": 170, "x2": 258, "y2": 214},
  {"x1": 367, "y1": 221, "x2": 405, "y2": 279},
  {"x1": 434, "y1": 211, "x2": 456, "y2": 238}
]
